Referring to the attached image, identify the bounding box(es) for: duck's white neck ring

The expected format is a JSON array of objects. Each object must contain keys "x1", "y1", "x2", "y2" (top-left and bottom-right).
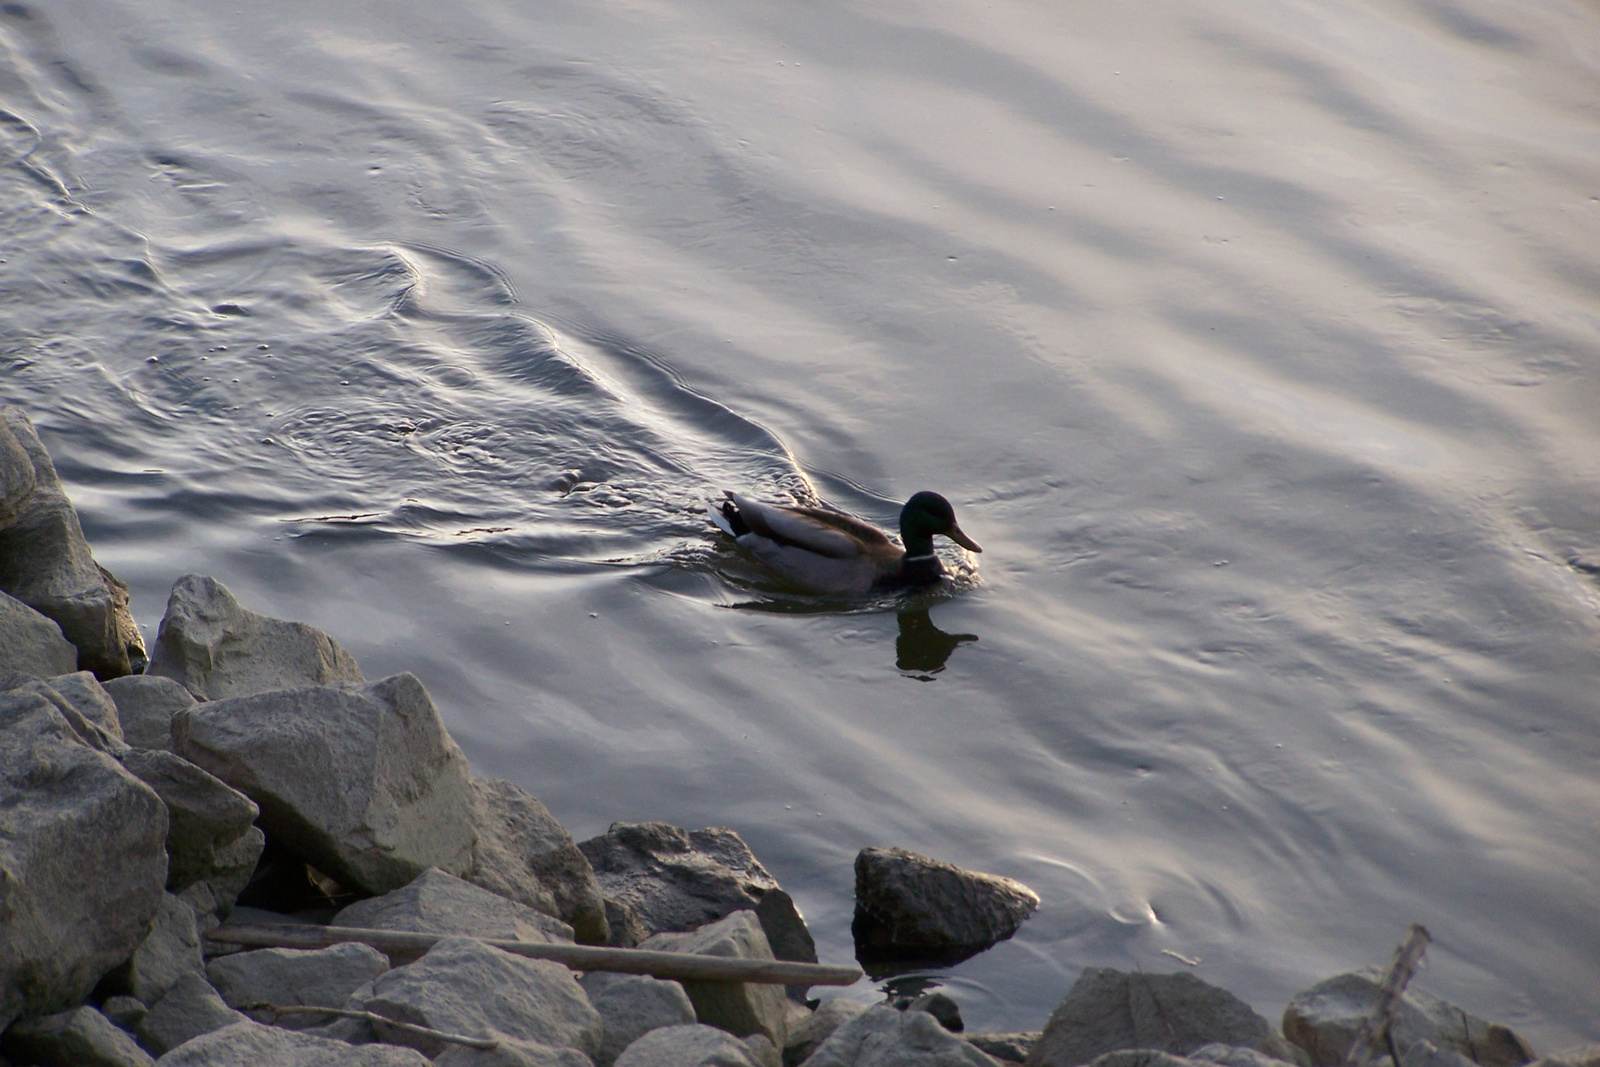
[{"x1": 902, "y1": 552, "x2": 937, "y2": 562}]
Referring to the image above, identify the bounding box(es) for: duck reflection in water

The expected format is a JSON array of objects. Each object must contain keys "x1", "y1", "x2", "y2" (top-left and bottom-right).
[{"x1": 896, "y1": 608, "x2": 977, "y2": 678}]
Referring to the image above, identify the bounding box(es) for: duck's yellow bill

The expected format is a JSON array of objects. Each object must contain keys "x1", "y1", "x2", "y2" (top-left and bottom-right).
[{"x1": 947, "y1": 524, "x2": 982, "y2": 553}]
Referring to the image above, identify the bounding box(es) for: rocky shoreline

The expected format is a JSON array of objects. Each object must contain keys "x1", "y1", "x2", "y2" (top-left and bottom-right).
[{"x1": 0, "y1": 403, "x2": 1592, "y2": 1067}]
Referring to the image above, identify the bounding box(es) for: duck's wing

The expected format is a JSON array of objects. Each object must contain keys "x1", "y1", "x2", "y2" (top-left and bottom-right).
[{"x1": 725, "y1": 492, "x2": 892, "y2": 560}]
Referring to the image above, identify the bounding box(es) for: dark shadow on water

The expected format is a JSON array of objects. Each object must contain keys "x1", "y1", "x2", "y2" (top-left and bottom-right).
[{"x1": 896, "y1": 607, "x2": 977, "y2": 679}]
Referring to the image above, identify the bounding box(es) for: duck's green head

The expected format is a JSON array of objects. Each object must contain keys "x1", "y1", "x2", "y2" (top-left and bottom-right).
[{"x1": 900, "y1": 491, "x2": 982, "y2": 556}]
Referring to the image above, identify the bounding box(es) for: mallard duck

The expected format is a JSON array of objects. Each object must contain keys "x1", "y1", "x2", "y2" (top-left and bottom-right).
[{"x1": 710, "y1": 490, "x2": 981, "y2": 594}]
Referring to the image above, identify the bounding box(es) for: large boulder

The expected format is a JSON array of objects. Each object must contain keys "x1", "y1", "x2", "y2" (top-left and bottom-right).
[
  {"x1": 103, "y1": 674, "x2": 197, "y2": 752},
  {"x1": 640, "y1": 910, "x2": 787, "y2": 1049},
  {"x1": 361, "y1": 936, "x2": 601, "y2": 1059},
  {"x1": 1282, "y1": 971, "x2": 1533, "y2": 1067},
  {"x1": 0, "y1": 413, "x2": 36, "y2": 527},
  {"x1": 1026, "y1": 969, "x2": 1301, "y2": 1067},
  {"x1": 578, "y1": 822, "x2": 814, "y2": 965},
  {"x1": 207, "y1": 943, "x2": 390, "y2": 1029},
  {"x1": 136, "y1": 971, "x2": 250, "y2": 1056},
  {"x1": 466, "y1": 777, "x2": 609, "y2": 944},
  {"x1": 1, "y1": 1004, "x2": 156, "y2": 1067},
  {"x1": 119, "y1": 749, "x2": 261, "y2": 892},
  {"x1": 2, "y1": 671, "x2": 127, "y2": 754},
  {"x1": 147, "y1": 574, "x2": 363, "y2": 700},
  {"x1": 334, "y1": 868, "x2": 573, "y2": 944},
  {"x1": 803, "y1": 1004, "x2": 996, "y2": 1067},
  {"x1": 853, "y1": 848, "x2": 1037, "y2": 970},
  {"x1": 172, "y1": 672, "x2": 475, "y2": 894},
  {"x1": 613, "y1": 1023, "x2": 778, "y2": 1067},
  {"x1": 97, "y1": 892, "x2": 206, "y2": 1005},
  {"x1": 0, "y1": 588, "x2": 76, "y2": 676},
  {"x1": 0, "y1": 408, "x2": 143, "y2": 678},
  {"x1": 580, "y1": 971, "x2": 698, "y2": 1067},
  {"x1": 0, "y1": 690, "x2": 168, "y2": 1030},
  {"x1": 153, "y1": 1019, "x2": 432, "y2": 1066}
]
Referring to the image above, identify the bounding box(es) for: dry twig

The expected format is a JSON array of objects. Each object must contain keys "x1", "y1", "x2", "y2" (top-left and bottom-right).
[{"x1": 1343, "y1": 923, "x2": 1433, "y2": 1067}]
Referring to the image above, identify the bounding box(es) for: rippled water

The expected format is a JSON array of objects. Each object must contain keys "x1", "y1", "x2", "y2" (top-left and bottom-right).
[{"x1": 5, "y1": 0, "x2": 1600, "y2": 1045}]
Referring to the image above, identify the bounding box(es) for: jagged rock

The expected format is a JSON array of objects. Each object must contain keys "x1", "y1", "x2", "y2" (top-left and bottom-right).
[
  {"x1": 136, "y1": 971, "x2": 249, "y2": 1056},
  {"x1": 0, "y1": 690, "x2": 167, "y2": 1030},
  {"x1": 1, "y1": 671, "x2": 126, "y2": 754},
  {"x1": 173, "y1": 672, "x2": 475, "y2": 894},
  {"x1": 434, "y1": 1041, "x2": 595, "y2": 1067},
  {"x1": 804, "y1": 1004, "x2": 996, "y2": 1067},
  {"x1": 0, "y1": 414, "x2": 36, "y2": 528},
  {"x1": 466, "y1": 777, "x2": 609, "y2": 944},
  {"x1": 103, "y1": 994, "x2": 150, "y2": 1031},
  {"x1": 1, "y1": 1004, "x2": 156, "y2": 1066},
  {"x1": 177, "y1": 826, "x2": 266, "y2": 931},
  {"x1": 1191, "y1": 1043, "x2": 1299, "y2": 1067},
  {"x1": 969, "y1": 1033, "x2": 1042, "y2": 1064},
  {"x1": 206, "y1": 942, "x2": 390, "y2": 1029},
  {"x1": 103, "y1": 675, "x2": 197, "y2": 752},
  {"x1": 784, "y1": 998, "x2": 866, "y2": 1067},
  {"x1": 1282, "y1": 971, "x2": 1533, "y2": 1067},
  {"x1": 578, "y1": 822, "x2": 814, "y2": 969},
  {"x1": 98, "y1": 892, "x2": 206, "y2": 1005},
  {"x1": 640, "y1": 910, "x2": 787, "y2": 1049},
  {"x1": 152, "y1": 1019, "x2": 432, "y2": 1065},
  {"x1": 1027, "y1": 969, "x2": 1301, "y2": 1067},
  {"x1": 853, "y1": 848, "x2": 1037, "y2": 968},
  {"x1": 119, "y1": 748, "x2": 260, "y2": 891},
  {"x1": 613, "y1": 1023, "x2": 774, "y2": 1067},
  {"x1": 334, "y1": 868, "x2": 573, "y2": 943},
  {"x1": 580, "y1": 971, "x2": 698, "y2": 1067},
  {"x1": 603, "y1": 897, "x2": 650, "y2": 948},
  {"x1": 362, "y1": 936, "x2": 601, "y2": 1059},
  {"x1": 49, "y1": 670, "x2": 125, "y2": 740},
  {"x1": 0, "y1": 408, "x2": 142, "y2": 678},
  {"x1": 0, "y1": 589, "x2": 76, "y2": 675},
  {"x1": 147, "y1": 574, "x2": 363, "y2": 700}
]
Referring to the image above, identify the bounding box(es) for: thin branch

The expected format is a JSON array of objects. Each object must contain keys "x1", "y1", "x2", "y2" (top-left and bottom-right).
[
  {"x1": 237, "y1": 1002, "x2": 499, "y2": 1051},
  {"x1": 1344, "y1": 924, "x2": 1432, "y2": 1067}
]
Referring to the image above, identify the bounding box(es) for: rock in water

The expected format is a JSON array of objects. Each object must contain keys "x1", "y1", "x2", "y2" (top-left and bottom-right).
[
  {"x1": 173, "y1": 672, "x2": 476, "y2": 894},
  {"x1": 362, "y1": 936, "x2": 601, "y2": 1059},
  {"x1": 147, "y1": 573, "x2": 365, "y2": 700},
  {"x1": 154, "y1": 1020, "x2": 433, "y2": 1066},
  {"x1": 803, "y1": 1004, "x2": 996, "y2": 1067},
  {"x1": 0, "y1": 690, "x2": 168, "y2": 1030},
  {"x1": 207, "y1": 942, "x2": 390, "y2": 1029},
  {"x1": 465, "y1": 777, "x2": 610, "y2": 943},
  {"x1": 0, "y1": 588, "x2": 77, "y2": 676},
  {"x1": 102, "y1": 674, "x2": 198, "y2": 752},
  {"x1": 333, "y1": 867, "x2": 573, "y2": 943},
  {"x1": 0, "y1": 408, "x2": 143, "y2": 678},
  {"x1": 578, "y1": 821, "x2": 815, "y2": 966},
  {"x1": 0, "y1": 1004, "x2": 156, "y2": 1067},
  {"x1": 852, "y1": 847, "x2": 1037, "y2": 973},
  {"x1": 640, "y1": 909, "x2": 789, "y2": 1049},
  {"x1": 1026, "y1": 969, "x2": 1302, "y2": 1067},
  {"x1": 1282, "y1": 970, "x2": 1534, "y2": 1067}
]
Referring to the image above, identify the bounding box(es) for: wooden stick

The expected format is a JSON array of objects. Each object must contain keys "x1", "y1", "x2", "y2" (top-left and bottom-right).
[
  {"x1": 1344, "y1": 923, "x2": 1433, "y2": 1067},
  {"x1": 237, "y1": 1002, "x2": 498, "y2": 1051},
  {"x1": 206, "y1": 923, "x2": 864, "y2": 986}
]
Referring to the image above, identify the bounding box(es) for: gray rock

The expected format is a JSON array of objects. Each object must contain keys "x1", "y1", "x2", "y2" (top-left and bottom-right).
[
  {"x1": 0, "y1": 408, "x2": 142, "y2": 678},
  {"x1": 151, "y1": 1020, "x2": 432, "y2": 1065},
  {"x1": 1405, "y1": 1042, "x2": 1486, "y2": 1067},
  {"x1": 640, "y1": 910, "x2": 787, "y2": 1049},
  {"x1": 99, "y1": 892, "x2": 206, "y2": 1004},
  {"x1": 854, "y1": 847, "x2": 1038, "y2": 950},
  {"x1": 334, "y1": 868, "x2": 573, "y2": 943},
  {"x1": 434, "y1": 1040, "x2": 596, "y2": 1067},
  {"x1": 1281, "y1": 971, "x2": 1533, "y2": 1067},
  {"x1": 467, "y1": 777, "x2": 609, "y2": 944},
  {"x1": 207, "y1": 943, "x2": 390, "y2": 1029},
  {"x1": 580, "y1": 971, "x2": 698, "y2": 1067},
  {"x1": 804, "y1": 1004, "x2": 996, "y2": 1067},
  {"x1": 783, "y1": 998, "x2": 866, "y2": 1067},
  {"x1": 968, "y1": 1033, "x2": 1042, "y2": 1064},
  {"x1": 147, "y1": 574, "x2": 363, "y2": 700},
  {"x1": 0, "y1": 690, "x2": 167, "y2": 1030},
  {"x1": 173, "y1": 672, "x2": 475, "y2": 894},
  {"x1": 363, "y1": 936, "x2": 601, "y2": 1059},
  {"x1": 136, "y1": 972, "x2": 249, "y2": 1056},
  {"x1": 1027, "y1": 969, "x2": 1300, "y2": 1067},
  {"x1": 0, "y1": 414, "x2": 36, "y2": 528},
  {"x1": 103, "y1": 995, "x2": 150, "y2": 1031},
  {"x1": 1, "y1": 671, "x2": 126, "y2": 754},
  {"x1": 907, "y1": 992, "x2": 964, "y2": 1033},
  {"x1": 578, "y1": 822, "x2": 814, "y2": 968},
  {"x1": 2, "y1": 1005, "x2": 156, "y2": 1066},
  {"x1": 119, "y1": 749, "x2": 260, "y2": 891},
  {"x1": 48, "y1": 670, "x2": 125, "y2": 741},
  {"x1": 1190, "y1": 1044, "x2": 1299, "y2": 1067},
  {"x1": 0, "y1": 589, "x2": 76, "y2": 675},
  {"x1": 603, "y1": 897, "x2": 650, "y2": 949},
  {"x1": 614, "y1": 1023, "x2": 772, "y2": 1067},
  {"x1": 103, "y1": 675, "x2": 197, "y2": 752},
  {"x1": 1529, "y1": 1048, "x2": 1600, "y2": 1067},
  {"x1": 1087, "y1": 1053, "x2": 1197, "y2": 1067}
]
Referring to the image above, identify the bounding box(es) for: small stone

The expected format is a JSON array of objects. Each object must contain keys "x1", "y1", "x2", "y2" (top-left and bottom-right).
[
  {"x1": 136, "y1": 971, "x2": 249, "y2": 1056},
  {"x1": 580, "y1": 970, "x2": 698, "y2": 1067},
  {"x1": 0, "y1": 588, "x2": 76, "y2": 676},
  {"x1": 206, "y1": 942, "x2": 390, "y2": 1029},
  {"x1": 152, "y1": 1019, "x2": 432, "y2": 1065},
  {"x1": 1191, "y1": 1043, "x2": 1300, "y2": 1067},
  {"x1": 968, "y1": 1032, "x2": 1042, "y2": 1064},
  {"x1": 908, "y1": 991, "x2": 964, "y2": 1033},
  {"x1": 640, "y1": 910, "x2": 787, "y2": 1049},
  {"x1": 434, "y1": 1038, "x2": 597, "y2": 1066},
  {"x1": 333, "y1": 868, "x2": 573, "y2": 943},
  {"x1": 803, "y1": 1004, "x2": 995, "y2": 1066},
  {"x1": 784, "y1": 998, "x2": 866, "y2": 1067},
  {"x1": 98, "y1": 891, "x2": 205, "y2": 1004},
  {"x1": 118, "y1": 748, "x2": 260, "y2": 893},
  {"x1": 614, "y1": 1023, "x2": 772, "y2": 1067},
  {"x1": 1, "y1": 1004, "x2": 155, "y2": 1066},
  {"x1": 101, "y1": 994, "x2": 149, "y2": 1031},
  {"x1": 102, "y1": 674, "x2": 197, "y2": 752}
]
